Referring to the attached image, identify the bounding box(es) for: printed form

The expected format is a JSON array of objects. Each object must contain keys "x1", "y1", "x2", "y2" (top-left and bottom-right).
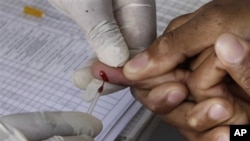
[{"x1": 0, "y1": 0, "x2": 209, "y2": 140}]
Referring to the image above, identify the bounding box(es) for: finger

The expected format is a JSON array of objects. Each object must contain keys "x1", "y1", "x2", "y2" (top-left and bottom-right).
[
  {"x1": 180, "y1": 126, "x2": 229, "y2": 141},
  {"x1": 72, "y1": 60, "x2": 125, "y2": 101},
  {"x1": 132, "y1": 82, "x2": 189, "y2": 114},
  {"x1": 114, "y1": 0, "x2": 156, "y2": 54},
  {"x1": 124, "y1": 1, "x2": 250, "y2": 80},
  {"x1": 92, "y1": 64, "x2": 189, "y2": 89},
  {"x1": 44, "y1": 135, "x2": 93, "y2": 141},
  {"x1": 189, "y1": 47, "x2": 214, "y2": 71},
  {"x1": 91, "y1": 62, "x2": 189, "y2": 89},
  {"x1": 83, "y1": 78, "x2": 125, "y2": 102},
  {"x1": 131, "y1": 69, "x2": 189, "y2": 90},
  {"x1": 187, "y1": 98, "x2": 248, "y2": 132},
  {"x1": 187, "y1": 98, "x2": 233, "y2": 131},
  {"x1": 215, "y1": 33, "x2": 250, "y2": 96},
  {"x1": 49, "y1": 0, "x2": 129, "y2": 67},
  {"x1": 187, "y1": 51, "x2": 229, "y2": 102},
  {"x1": 0, "y1": 112, "x2": 102, "y2": 141},
  {"x1": 91, "y1": 61, "x2": 130, "y2": 86}
]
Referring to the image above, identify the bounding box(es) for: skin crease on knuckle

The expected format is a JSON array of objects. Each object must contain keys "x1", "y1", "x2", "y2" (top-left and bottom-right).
[{"x1": 131, "y1": 88, "x2": 163, "y2": 113}]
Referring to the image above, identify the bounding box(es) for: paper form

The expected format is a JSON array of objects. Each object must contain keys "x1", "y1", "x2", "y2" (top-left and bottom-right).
[{"x1": 0, "y1": 0, "x2": 140, "y2": 140}]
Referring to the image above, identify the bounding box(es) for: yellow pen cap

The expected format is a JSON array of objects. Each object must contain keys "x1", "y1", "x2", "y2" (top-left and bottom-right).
[{"x1": 23, "y1": 5, "x2": 44, "y2": 18}]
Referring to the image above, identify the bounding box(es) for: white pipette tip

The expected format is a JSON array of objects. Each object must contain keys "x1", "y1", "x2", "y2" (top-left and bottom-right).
[{"x1": 87, "y1": 92, "x2": 100, "y2": 114}]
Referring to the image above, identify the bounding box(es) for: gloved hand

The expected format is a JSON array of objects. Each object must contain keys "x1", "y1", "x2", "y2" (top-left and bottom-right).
[
  {"x1": 48, "y1": 0, "x2": 156, "y2": 101},
  {"x1": 0, "y1": 112, "x2": 102, "y2": 141}
]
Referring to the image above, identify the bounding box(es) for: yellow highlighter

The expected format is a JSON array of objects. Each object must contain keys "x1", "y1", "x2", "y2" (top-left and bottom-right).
[{"x1": 23, "y1": 5, "x2": 44, "y2": 18}]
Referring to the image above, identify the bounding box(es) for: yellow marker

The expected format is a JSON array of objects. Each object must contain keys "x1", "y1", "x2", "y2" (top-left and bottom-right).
[{"x1": 23, "y1": 6, "x2": 44, "y2": 18}]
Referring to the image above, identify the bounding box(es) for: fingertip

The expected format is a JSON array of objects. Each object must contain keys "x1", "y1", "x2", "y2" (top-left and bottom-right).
[
  {"x1": 166, "y1": 89, "x2": 187, "y2": 106},
  {"x1": 215, "y1": 33, "x2": 245, "y2": 65},
  {"x1": 207, "y1": 103, "x2": 231, "y2": 122},
  {"x1": 187, "y1": 98, "x2": 233, "y2": 131},
  {"x1": 146, "y1": 82, "x2": 188, "y2": 114},
  {"x1": 123, "y1": 53, "x2": 149, "y2": 80},
  {"x1": 91, "y1": 61, "x2": 131, "y2": 86}
]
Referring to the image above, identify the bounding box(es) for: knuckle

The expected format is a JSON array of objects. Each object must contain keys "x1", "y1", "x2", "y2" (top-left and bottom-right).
[
  {"x1": 187, "y1": 74, "x2": 210, "y2": 91},
  {"x1": 166, "y1": 18, "x2": 181, "y2": 32},
  {"x1": 146, "y1": 35, "x2": 170, "y2": 60},
  {"x1": 187, "y1": 76, "x2": 202, "y2": 90},
  {"x1": 165, "y1": 13, "x2": 192, "y2": 32},
  {"x1": 154, "y1": 36, "x2": 169, "y2": 52},
  {"x1": 131, "y1": 87, "x2": 171, "y2": 114},
  {"x1": 156, "y1": 31, "x2": 180, "y2": 55},
  {"x1": 164, "y1": 30, "x2": 181, "y2": 45},
  {"x1": 155, "y1": 30, "x2": 183, "y2": 53},
  {"x1": 174, "y1": 69, "x2": 190, "y2": 82}
]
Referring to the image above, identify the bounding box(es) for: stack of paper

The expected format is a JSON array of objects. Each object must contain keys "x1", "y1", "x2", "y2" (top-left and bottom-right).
[{"x1": 0, "y1": 0, "x2": 209, "y2": 140}]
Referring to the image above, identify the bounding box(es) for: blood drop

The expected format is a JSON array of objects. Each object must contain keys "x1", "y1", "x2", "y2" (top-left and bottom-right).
[{"x1": 98, "y1": 71, "x2": 109, "y2": 93}]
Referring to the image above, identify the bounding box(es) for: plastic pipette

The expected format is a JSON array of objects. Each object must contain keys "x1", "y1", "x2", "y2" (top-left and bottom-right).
[{"x1": 87, "y1": 92, "x2": 100, "y2": 114}]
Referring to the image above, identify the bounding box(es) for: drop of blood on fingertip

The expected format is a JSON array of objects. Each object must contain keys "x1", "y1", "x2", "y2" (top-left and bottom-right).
[
  {"x1": 98, "y1": 70, "x2": 109, "y2": 93},
  {"x1": 100, "y1": 70, "x2": 109, "y2": 82}
]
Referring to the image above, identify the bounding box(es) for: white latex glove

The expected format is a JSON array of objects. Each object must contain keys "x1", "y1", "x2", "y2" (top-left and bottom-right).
[
  {"x1": 0, "y1": 112, "x2": 102, "y2": 141},
  {"x1": 48, "y1": 0, "x2": 156, "y2": 101}
]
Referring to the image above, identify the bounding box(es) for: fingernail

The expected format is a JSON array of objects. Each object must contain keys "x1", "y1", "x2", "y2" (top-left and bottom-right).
[
  {"x1": 208, "y1": 104, "x2": 230, "y2": 121},
  {"x1": 125, "y1": 53, "x2": 149, "y2": 73},
  {"x1": 217, "y1": 134, "x2": 229, "y2": 141},
  {"x1": 167, "y1": 90, "x2": 185, "y2": 105},
  {"x1": 216, "y1": 34, "x2": 245, "y2": 64}
]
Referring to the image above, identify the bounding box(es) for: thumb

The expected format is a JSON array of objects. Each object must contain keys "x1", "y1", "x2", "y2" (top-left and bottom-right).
[
  {"x1": 123, "y1": 14, "x2": 223, "y2": 80},
  {"x1": 215, "y1": 33, "x2": 250, "y2": 95},
  {"x1": 48, "y1": 0, "x2": 129, "y2": 67}
]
